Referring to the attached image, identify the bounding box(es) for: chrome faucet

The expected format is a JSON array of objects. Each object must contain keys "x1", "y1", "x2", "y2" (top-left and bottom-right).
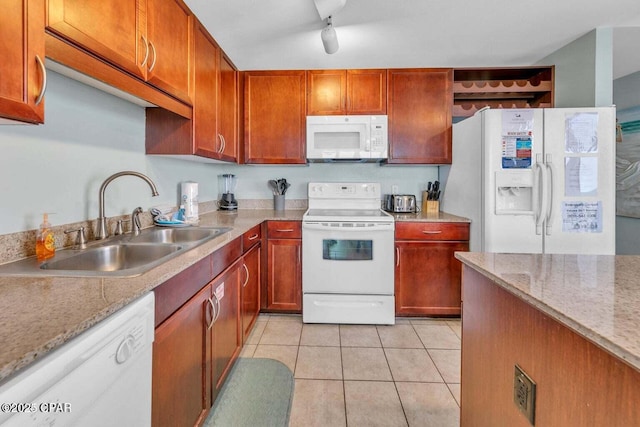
[{"x1": 95, "y1": 171, "x2": 159, "y2": 240}]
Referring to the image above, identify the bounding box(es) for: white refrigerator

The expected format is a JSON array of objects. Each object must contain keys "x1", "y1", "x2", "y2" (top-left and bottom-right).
[{"x1": 441, "y1": 107, "x2": 616, "y2": 255}]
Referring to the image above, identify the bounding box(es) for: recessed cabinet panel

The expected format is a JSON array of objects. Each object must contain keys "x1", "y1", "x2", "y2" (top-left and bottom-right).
[
  {"x1": 388, "y1": 68, "x2": 453, "y2": 164},
  {"x1": 1, "y1": 0, "x2": 45, "y2": 123},
  {"x1": 307, "y1": 69, "x2": 386, "y2": 115},
  {"x1": 146, "y1": 0, "x2": 193, "y2": 103},
  {"x1": 244, "y1": 71, "x2": 307, "y2": 164},
  {"x1": 47, "y1": 0, "x2": 145, "y2": 79}
]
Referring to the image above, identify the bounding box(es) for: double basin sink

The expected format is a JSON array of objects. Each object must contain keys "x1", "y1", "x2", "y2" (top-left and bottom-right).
[{"x1": 1, "y1": 227, "x2": 231, "y2": 277}]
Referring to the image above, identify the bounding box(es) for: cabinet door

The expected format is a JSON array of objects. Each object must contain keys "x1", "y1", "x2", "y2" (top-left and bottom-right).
[
  {"x1": 193, "y1": 22, "x2": 220, "y2": 158},
  {"x1": 266, "y1": 238, "x2": 302, "y2": 312},
  {"x1": 388, "y1": 68, "x2": 453, "y2": 164},
  {"x1": 347, "y1": 69, "x2": 387, "y2": 115},
  {"x1": 146, "y1": 0, "x2": 193, "y2": 103},
  {"x1": 210, "y1": 261, "x2": 241, "y2": 403},
  {"x1": 47, "y1": 0, "x2": 146, "y2": 80},
  {"x1": 307, "y1": 69, "x2": 386, "y2": 115},
  {"x1": 395, "y1": 240, "x2": 468, "y2": 316},
  {"x1": 153, "y1": 285, "x2": 210, "y2": 427},
  {"x1": 0, "y1": 0, "x2": 45, "y2": 123},
  {"x1": 307, "y1": 70, "x2": 346, "y2": 115},
  {"x1": 217, "y1": 53, "x2": 238, "y2": 161},
  {"x1": 244, "y1": 71, "x2": 307, "y2": 164},
  {"x1": 241, "y1": 244, "x2": 261, "y2": 343}
]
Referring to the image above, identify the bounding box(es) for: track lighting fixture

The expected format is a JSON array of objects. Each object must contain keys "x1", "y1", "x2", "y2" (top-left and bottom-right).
[
  {"x1": 321, "y1": 16, "x2": 339, "y2": 54},
  {"x1": 313, "y1": 0, "x2": 345, "y2": 54}
]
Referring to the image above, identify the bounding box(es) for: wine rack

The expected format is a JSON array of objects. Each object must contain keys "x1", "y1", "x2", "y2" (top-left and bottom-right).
[{"x1": 453, "y1": 66, "x2": 554, "y2": 117}]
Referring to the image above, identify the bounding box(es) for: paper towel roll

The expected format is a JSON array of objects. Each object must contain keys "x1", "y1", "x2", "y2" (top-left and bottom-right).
[{"x1": 181, "y1": 182, "x2": 199, "y2": 223}]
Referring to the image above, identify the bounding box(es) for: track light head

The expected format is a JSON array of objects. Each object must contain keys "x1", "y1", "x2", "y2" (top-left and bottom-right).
[{"x1": 321, "y1": 16, "x2": 339, "y2": 54}]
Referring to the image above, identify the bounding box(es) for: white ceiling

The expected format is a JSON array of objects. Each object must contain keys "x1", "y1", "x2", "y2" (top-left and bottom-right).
[{"x1": 185, "y1": 0, "x2": 640, "y2": 79}]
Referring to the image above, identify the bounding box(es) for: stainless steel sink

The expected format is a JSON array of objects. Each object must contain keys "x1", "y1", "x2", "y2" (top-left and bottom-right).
[
  {"x1": 40, "y1": 244, "x2": 183, "y2": 273},
  {"x1": 0, "y1": 226, "x2": 232, "y2": 277},
  {"x1": 129, "y1": 227, "x2": 232, "y2": 244}
]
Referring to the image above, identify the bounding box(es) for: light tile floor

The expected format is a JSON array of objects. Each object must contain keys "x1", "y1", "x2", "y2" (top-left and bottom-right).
[{"x1": 240, "y1": 314, "x2": 461, "y2": 427}]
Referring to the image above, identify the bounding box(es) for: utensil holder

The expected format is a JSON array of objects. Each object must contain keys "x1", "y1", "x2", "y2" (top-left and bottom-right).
[{"x1": 274, "y1": 194, "x2": 285, "y2": 211}]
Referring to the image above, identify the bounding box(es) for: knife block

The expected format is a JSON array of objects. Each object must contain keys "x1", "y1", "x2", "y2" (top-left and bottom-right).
[{"x1": 422, "y1": 192, "x2": 440, "y2": 216}]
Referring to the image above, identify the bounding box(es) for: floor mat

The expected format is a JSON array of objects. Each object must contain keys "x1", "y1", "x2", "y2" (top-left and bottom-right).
[{"x1": 204, "y1": 358, "x2": 295, "y2": 427}]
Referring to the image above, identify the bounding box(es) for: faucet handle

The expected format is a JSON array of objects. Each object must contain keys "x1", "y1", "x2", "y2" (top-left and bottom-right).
[
  {"x1": 64, "y1": 227, "x2": 88, "y2": 249},
  {"x1": 114, "y1": 219, "x2": 131, "y2": 236}
]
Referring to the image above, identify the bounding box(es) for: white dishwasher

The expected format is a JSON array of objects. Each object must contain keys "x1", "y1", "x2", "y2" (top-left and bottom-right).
[{"x1": 0, "y1": 292, "x2": 154, "y2": 427}]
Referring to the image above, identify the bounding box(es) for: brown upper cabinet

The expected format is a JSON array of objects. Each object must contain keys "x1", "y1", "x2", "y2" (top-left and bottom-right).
[
  {"x1": 191, "y1": 22, "x2": 237, "y2": 161},
  {"x1": 307, "y1": 69, "x2": 387, "y2": 115},
  {"x1": 387, "y1": 68, "x2": 453, "y2": 164},
  {"x1": 243, "y1": 71, "x2": 307, "y2": 164},
  {"x1": 146, "y1": 21, "x2": 238, "y2": 162},
  {"x1": 47, "y1": 0, "x2": 193, "y2": 104},
  {"x1": 0, "y1": 0, "x2": 45, "y2": 123}
]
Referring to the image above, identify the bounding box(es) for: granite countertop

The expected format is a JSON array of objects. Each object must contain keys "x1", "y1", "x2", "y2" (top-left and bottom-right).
[
  {"x1": 0, "y1": 209, "x2": 304, "y2": 383},
  {"x1": 390, "y1": 211, "x2": 470, "y2": 223},
  {"x1": 0, "y1": 207, "x2": 469, "y2": 383},
  {"x1": 456, "y1": 252, "x2": 640, "y2": 372}
]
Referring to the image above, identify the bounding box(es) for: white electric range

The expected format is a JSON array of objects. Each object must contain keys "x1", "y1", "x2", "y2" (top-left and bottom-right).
[{"x1": 302, "y1": 182, "x2": 395, "y2": 325}]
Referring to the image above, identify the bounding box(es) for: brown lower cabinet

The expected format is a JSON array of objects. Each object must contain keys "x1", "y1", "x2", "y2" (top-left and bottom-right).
[
  {"x1": 241, "y1": 231, "x2": 261, "y2": 342},
  {"x1": 152, "y1": 239, "x2": 243, "y2": 427},
  {"x1": 395, "y1": 222, "x2": 469, "y2": 316},
  {"x1": 461, "y1": 266, "x2": 640, "y2": 426},
  {"x1": 264, "y1": 221, "x2": 302, "y2": 313}
]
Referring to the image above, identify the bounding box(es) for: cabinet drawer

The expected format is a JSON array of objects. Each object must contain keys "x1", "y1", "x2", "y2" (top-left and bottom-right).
[
  {"x1": 267, "y1": 221, "x2": 301, "y2": 239},
  {"x1": 243, "y1": 224, "x2": 262, "y2": 250},
  {"x1": 395, "y1": 222, "x2": 469, "y2": 241}
]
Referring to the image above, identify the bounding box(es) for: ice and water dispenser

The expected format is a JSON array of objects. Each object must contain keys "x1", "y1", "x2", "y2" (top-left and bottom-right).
[{"x1": 495, "y1": 170, "x2": 535, "y2": 214}]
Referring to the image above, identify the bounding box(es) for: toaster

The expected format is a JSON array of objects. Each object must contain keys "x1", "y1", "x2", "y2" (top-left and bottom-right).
[{"x1": 384, "y1": 194, "x2": 417, "y2": 213}]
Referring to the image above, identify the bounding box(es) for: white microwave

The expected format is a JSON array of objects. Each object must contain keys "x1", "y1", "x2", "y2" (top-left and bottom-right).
[{"x1": 306, "y1": 115, "x2": 388, "y2": 161}]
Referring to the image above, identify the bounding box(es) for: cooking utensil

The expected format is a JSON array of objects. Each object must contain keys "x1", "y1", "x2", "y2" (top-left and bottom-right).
[
  {"x1": 270, "y1": 178, "x2": 290, "y2": 195},
  {"x1": 268, "y1": 180, "x2": 279, "y2": 195}
]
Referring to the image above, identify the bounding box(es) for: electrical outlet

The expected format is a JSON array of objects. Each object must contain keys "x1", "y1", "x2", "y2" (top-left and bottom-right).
[
  {"x1": 391, "y1": 185, "x2": 399, "y2": 194},
  {"x1": 514, "y1": 365, "x2": 536, "y2": 425}
]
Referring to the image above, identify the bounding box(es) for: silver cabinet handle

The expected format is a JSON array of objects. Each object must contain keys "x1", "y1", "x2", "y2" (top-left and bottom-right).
[
  {"x1": 421, "y1": 230, "x2": 442, "y2": 234},
  {"x1": 248, "y1": 234, "x2": 259, "y2": 241},
  {"x1": 242, "y1": 264, "x2": 249, "y2": 287},
  {"x1": 216, "y1": 134, "x2": 223, "y2": 153},
  {"x1": 34, "y1": 55, "x2": 47, "y2": 106},
  {"x1": 219, "y1": 134, "x2": 226, "y2": 153},
  {"x1": 148, "y1": 41, "x2": 157, "y2": 71},
  {"x1": 213, "y1": 294, "x2": 221, "y2": 322},
  {"x1": 276, "y1": 229, "x2": 294, "y2": 232},
  {"x1": 396, "y1": 247, "x2": 400, "y2": 267},
  {"x1": 206, "y1": 298, "x2": 215, "y2": 330},
  {"x1": 140, "y1": 35, "x2": 149, "y2": 67}
]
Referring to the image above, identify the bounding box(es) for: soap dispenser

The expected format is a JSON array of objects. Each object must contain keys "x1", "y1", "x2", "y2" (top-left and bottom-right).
[{"x1": 36, "y1": 213, "x2": 56, "y2": 261}]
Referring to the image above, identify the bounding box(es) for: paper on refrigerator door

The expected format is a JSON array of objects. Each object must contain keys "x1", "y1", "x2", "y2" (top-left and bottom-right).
[
  {"x1": 501, "y1": 110, "x2": 534, "y2": 169},
  {"x1": 565, "y1": 112, "x2": 599, "y2": 153},
  {"x1": 561, "y1": 201, "x2": 602, "y2": 232},
  {"x1": 565, "y1": 157, "x2": 598, "y2": 196}
]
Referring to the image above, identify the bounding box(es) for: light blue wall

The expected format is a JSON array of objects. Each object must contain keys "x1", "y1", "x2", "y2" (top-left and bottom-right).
[
  {"x1": 0, "y1": 72, "x2": 437, "y2": 235},
  {"x1": 537, "y1": 28, "x2": 613, "y2": 107}
]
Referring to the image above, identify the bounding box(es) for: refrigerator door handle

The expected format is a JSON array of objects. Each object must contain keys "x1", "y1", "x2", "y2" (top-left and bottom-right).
[
  {"x1": 545, "y1": 154, "x2": 554, "y2": 235},
  {"x1": 534, "y1": 154, "x2": 547, "y2": 235}
]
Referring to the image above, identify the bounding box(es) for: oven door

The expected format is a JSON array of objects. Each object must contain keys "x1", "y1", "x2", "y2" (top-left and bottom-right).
[{"x1": 302, "y1": 221, "x2": 394, "y2": 295}]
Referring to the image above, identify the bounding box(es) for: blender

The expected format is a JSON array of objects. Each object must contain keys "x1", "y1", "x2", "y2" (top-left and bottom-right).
[{"x1": 218, "y1": 174, "x2": 238, "y2": 211}]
